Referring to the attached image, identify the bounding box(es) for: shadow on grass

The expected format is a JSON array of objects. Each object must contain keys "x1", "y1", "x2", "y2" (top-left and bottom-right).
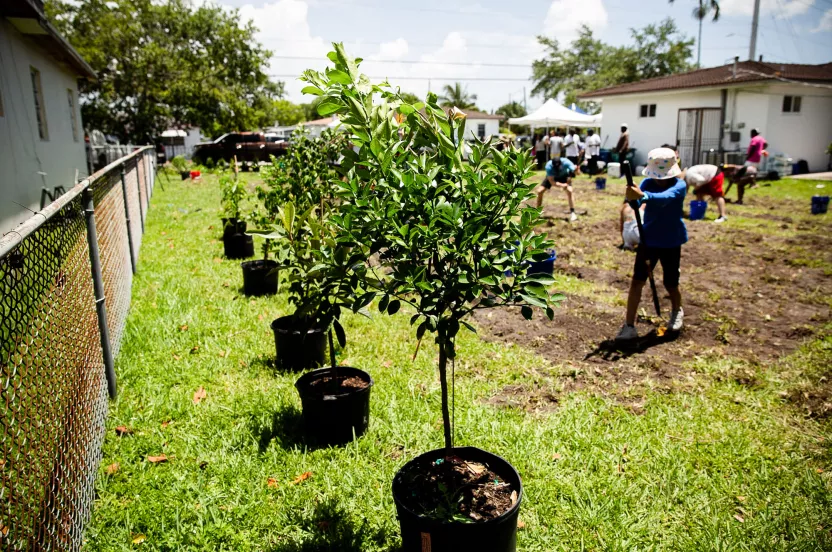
[
  {"x1": 255, "y1": 407, "x2": 311, "y2": 452},
  {"x1": 269, "y1": 500, "x2": 401, "y2": 552},
  {"x1": 584, "y1": 328, "x2": 680, "y2": 362}
]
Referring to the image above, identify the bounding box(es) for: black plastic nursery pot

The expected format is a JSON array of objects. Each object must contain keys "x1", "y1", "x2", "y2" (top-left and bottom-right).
[
  {"x1": 294, "y1": 366, "x2": 373, "y2": 446},
  {"x1": 270, "y1": 315, "x2": 327, "y2": 371},
  {"x1": 221, "y1": 218, "x2": 246, "y2": 239},
  {"x1": 241, "y1": 259, "x2": 278, "y2": 296},
  {"x1": 223, "y1": 232, "x2": 254, "y2": 259},
  {"x1": 392, "y1": 446, "x2": 523, "y2": 552}
]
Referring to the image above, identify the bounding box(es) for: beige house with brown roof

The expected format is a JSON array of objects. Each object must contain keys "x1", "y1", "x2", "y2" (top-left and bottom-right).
[{"x1": 579, "y1": 60, "x2": 832, "y2": 172}]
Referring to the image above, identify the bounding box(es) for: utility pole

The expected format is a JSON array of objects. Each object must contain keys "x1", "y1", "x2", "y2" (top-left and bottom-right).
[
  {"x1": 523, "y1": 87, "x2": 527, "y2": 112},
  {"x1": 749, "y1": 0, "x2": 761, "y2": 61}
]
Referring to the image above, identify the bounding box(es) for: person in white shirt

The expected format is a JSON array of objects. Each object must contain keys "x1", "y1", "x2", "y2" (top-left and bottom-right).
[
  {"x1": 682, "y1": 164, "x2": 727, "y2": 223},
  {"x1": 549, "y1": 130, "x2": 564, "y2": 160},
  {"x1": 564, "y1": 129, "x2": 580, "y2": 164},
  {"x1": 584, "y1": 129, "x2": 602, "y2": 175}
]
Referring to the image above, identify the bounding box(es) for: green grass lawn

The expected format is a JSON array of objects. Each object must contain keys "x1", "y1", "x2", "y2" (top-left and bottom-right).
[{"x1": 84, "y1": 171, "x2": 831, "y2": 551}]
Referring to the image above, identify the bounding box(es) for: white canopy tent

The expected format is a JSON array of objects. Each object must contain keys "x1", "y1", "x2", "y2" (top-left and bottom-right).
[{"x1": 508, "y1": 99, "x2": 601, "y2": 128}]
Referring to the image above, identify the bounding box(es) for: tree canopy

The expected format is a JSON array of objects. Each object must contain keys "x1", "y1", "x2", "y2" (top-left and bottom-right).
[
  {"x1": 531, "y1": 18, "x2": 694, "y2": 108},
  {"x1": 437, "y1": 83, "x2": 479, "y2": 110},
  {"x1": 45, "y1": 0, "x2": 283, "y2": 143},
  {"x1": 495, "y1": 101, "x2": 528, "y2": 134}
]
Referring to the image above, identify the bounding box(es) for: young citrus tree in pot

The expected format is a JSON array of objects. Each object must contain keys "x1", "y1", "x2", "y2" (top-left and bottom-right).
[
  {"x1": 220, "y1": 174, "x2": 254, "y2": 259},
  {"x1": 303, "y1": 44, "x2": 560, "y2": 551},
  {"x1": 251, "y1": 201, "x2": 375, "y2": 445}
]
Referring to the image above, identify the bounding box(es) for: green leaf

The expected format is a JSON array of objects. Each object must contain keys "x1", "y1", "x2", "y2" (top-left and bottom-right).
[
  {"x1": 378, "y1": 294, "x2": 389, "y2": 313},
  {"x1": 301, "y1": 85, "x2": 323, "y2": 96},
  {"x1": 519, "y1": 293, "x2": 548, "y2": 309},
  {"x1": 387, "y1": 299, "x2": 401, "y2": 315},
  {"x1": 416, "y1": 321, "x2": 427, "y2": 340},
  {"x1": 333, "y1": 319, "x2": 347, "y2": 348},
  {"x1": 461, "y1": 320, "x2": 477, "y2": 334},
  {"x1": 326, "y1": 69, "x2": 352, "y2": 85},
  {"x1": 281, "y1": 203, "x2": 295, "y2": 234},
  {"x1": 317, "y1": 101, "x2": 342, "y2": 116},
  {"x1": 521, "y1": 306, "x2": 533, "y2": 320},
  {"x1": 398, "y1": 104, "x2": 415, "y2": 115}
]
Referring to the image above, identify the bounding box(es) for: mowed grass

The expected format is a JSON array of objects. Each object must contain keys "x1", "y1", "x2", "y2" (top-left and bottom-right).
[{"x1": 84, "y1": 171, "x2": 832, "y2": 551}]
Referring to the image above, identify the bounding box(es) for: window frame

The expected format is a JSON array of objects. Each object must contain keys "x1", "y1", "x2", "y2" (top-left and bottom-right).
[
  {"x1": 477, "y1": 123, "x2": 486, "y2": 139},
  {"x1": 639, "y1": 103, "x2": 657, "y2": 118},
  {"x1": 782, "y1": 95, "x2": 802, "y2": 114},
  {"x1": 30, "y1": 66, "x2": 49, "y2": 140},
  {"x1": 67, "y1": 88, "x2": 79, "y2": 142}
]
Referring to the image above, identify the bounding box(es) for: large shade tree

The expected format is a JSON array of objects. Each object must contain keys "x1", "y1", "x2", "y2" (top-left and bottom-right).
[
  {"x1": 45, "y1": 0, "x2": 283, "y2": 143},
  {"x1": 531, "y1": 18, "x2": 693, "y2": 108},
  {"x1": 495, "y1": 101, "x2": 527, "y2": 134},
  {"x1": 437, "y1": 82, "x2": 479, "y2": 110}
]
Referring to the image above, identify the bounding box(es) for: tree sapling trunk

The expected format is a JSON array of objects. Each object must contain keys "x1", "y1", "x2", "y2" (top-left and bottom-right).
[{"x1": 437, "y1": 328, "x2": 453, "y2": 456}]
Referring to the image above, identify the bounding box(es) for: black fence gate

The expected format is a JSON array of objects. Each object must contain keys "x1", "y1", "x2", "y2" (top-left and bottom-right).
[{"x1": 676, "y1": 108, "x2": 722, "y2": 167}]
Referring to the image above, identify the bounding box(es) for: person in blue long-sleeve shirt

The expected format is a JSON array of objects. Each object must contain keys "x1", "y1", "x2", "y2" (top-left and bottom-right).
[{"x1": 616, "y1": 147, "x2": 687, "y2": 341}]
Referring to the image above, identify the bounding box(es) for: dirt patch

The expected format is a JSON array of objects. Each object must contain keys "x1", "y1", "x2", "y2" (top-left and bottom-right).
[{"x1": 477, "y1": 207, "x2": 832, "y2": 410}]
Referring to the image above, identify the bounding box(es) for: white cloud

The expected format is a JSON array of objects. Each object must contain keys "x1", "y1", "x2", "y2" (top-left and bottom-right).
[
  {"x1": 371, "y1": 38, "x2": 409, "y2": 61},
  {"x1": 237, "y1": 0, "x2": 330, "y2": 100},
  {"x1": 720, "y1": 0, "x2": 813, "y2": 19},
  {"x1": 542, "y1": 0, "x2": 609, "y2": 44},
  {"x1": 811, "y1": 8, "x2": 832, "y2": 32}
]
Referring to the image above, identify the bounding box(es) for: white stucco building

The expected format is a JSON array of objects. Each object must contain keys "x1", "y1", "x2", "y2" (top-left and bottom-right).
[
  {"x1": 0, "y1": 0, "x2": 96, "y2": 234},
  {"x1": 580, "y1": 60, "x2": 832, "y2": 172},
  {"x1": 455, "y1": 109, "x2": 502, "y2": 142}
]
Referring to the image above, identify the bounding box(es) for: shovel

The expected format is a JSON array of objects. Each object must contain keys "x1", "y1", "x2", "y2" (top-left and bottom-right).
[{"x1": 622, "y1": 161, "x2": 662, "y2": 318}]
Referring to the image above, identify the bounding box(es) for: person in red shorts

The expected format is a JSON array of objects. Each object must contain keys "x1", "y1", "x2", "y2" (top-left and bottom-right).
[{"x1": 683, "y1": 164, "x2": 727, "y2": 223}]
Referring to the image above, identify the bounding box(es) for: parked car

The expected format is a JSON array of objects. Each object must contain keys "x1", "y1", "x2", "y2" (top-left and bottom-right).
[{"x1": 192, "y1": 132, "x2": 289, "y2": 164}]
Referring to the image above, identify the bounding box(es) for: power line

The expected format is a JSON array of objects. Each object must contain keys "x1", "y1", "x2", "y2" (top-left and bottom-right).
[
  {"x1": 270, "y1": 55, "x2": 530, "y2": 68},
  {"x1": 269, "y1": 74, "x2": 532, "y2": 82}
]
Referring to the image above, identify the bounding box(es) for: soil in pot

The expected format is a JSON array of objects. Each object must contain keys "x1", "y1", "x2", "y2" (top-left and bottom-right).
[
  {"x1": 295, "y1": 367, "x2": 373, "y2": 446},
  {"x1": 271, "y1": 315, "x2": 326, "y2": 371},
  {"x1": 392, "y1": 446, "x2": 522, "y2": 552},
  {"x1": 223, "y1": 232, "x2": 254, "y2": 259},
  {"x1": 241, "y1": 259, "x2": 278, "y2": 296}
]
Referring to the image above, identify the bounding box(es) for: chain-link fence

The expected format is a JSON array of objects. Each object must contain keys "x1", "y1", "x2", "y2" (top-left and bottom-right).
[{"x1": 0, "y1": 146, "x2": 156, "y2": 550}]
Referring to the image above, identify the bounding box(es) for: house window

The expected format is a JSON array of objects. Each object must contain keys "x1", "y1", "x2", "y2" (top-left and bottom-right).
[
  {"x1": 477, "y1": 123, "x2": 486, "y2": 139},
  {"x1": 67, "y1": 89, "x2": 79, "y2": 141},
  {"x1": 30, "y1": 67, "x2": 48, "y2": 140},
  {"x1": 639, "y1": 104, "x2": 657, "y2": 118},
  {"x1": 782, "y1": 95, "x2": 801, "y2": 113}
]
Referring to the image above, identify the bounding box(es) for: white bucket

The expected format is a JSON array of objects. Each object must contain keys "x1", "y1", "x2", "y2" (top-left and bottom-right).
[{"x1": 607, "y1": 162, "x2": 621, "y2": 178}]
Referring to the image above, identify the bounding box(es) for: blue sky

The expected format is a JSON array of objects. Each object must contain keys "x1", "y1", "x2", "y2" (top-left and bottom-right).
[{"x1": 215, "y1": 0, "x2": 832, "y2": 114}]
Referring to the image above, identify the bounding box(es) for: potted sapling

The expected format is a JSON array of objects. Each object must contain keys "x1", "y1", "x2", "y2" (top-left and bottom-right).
[
  {"x1": 251, "y1": 200, "x2": 375, "y2": 445},
  {"x1": 304, "y1": 44, "x2": 561, "y2": 551},
  {"x1": 240, "y1": 204, "x2": 279, "y2": 296},
  {"x1": 220, "y1": 174, "x2": 254, "y2": 259}
]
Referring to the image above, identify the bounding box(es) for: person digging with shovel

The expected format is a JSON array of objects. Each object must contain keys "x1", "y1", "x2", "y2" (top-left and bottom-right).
[{"x1": 616, "y1": 148, "x2": 687, "y2": 342}]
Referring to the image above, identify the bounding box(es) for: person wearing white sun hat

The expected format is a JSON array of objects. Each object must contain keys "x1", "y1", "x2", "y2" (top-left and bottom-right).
[{"x1": 616, "y1": 147, "x2": 688, "y2": 342}]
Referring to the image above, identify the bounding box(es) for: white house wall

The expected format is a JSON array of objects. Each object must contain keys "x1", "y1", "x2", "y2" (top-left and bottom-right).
[
  {"x1": 0, "y1": 18, "x2": 88, "y2": 234},
  {"x1": 761, "y1": 84, "x2": 832, "y2": 172},
  {"x1": 598, "y1": 90, "x2": 722, "y2": 166},
  {"x1": 723, "y1": 86, "x2": 770, "y2": 155},
  {"x1": 463, "y1": 119, "x2": 500, "y2": 141}
]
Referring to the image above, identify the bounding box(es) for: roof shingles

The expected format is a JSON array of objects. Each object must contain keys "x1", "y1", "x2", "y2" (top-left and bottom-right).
[{"x1": 579, "y1": 61, "x2": 832, "y2": 99}]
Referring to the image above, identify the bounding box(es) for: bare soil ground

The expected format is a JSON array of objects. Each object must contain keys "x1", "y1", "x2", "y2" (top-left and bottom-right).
[{"x1": 474, "y1": 184, "x2": 832, "y2": 414}]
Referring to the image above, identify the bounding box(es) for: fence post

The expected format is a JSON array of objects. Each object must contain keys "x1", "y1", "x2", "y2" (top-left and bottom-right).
[
  {"x1": 142, "y1": 151, "x2": 151, "y2": 201},
  {"x1": 134, "y1": 159, "x2": 145, "y2": 233},
  {"x1": 82, "y1": 188, "x2": 118, "y2": 399},
  {"x1": 120, "y1": 164, "x2": 137, "y2": 274}
]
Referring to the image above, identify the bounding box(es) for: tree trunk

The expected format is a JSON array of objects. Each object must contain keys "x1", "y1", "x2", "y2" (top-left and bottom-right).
[{"x1": 437, "y1": 330, "x2": 453, "y2": 455}]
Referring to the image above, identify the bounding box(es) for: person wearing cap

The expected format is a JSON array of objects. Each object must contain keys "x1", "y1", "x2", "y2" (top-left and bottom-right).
[
  {"x1": 682, "y1": 164, "x2": 727, "y2": 223},
  {"x1": 535, "y1": 156, "x2": 579, "y2": 221},
  {"x1": 616, "y1": 147, "x2": 687, "y2": 341},
  {"x1": 613, "y1": 124, "x2": 629, "y2": 160}
]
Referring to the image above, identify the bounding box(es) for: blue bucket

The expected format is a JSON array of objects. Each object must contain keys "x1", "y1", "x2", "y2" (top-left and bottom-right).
[
  {"x1": 811, "y1": 195, "x2": 829, "y2": 215},
  {"x1": 527, "y1": 250, "x2": 557, "y2": 275},
  {"x1": 689, "y1": 200, "x2": 708, "y2": 220},
  {"x1": 595, "y1": 177, "x2": 607, "y2": 190}
]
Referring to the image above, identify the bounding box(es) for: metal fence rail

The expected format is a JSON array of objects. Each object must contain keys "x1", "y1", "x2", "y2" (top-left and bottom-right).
[{"x1": 0, "y1": 146, "x2": 156, "y2": 550}]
